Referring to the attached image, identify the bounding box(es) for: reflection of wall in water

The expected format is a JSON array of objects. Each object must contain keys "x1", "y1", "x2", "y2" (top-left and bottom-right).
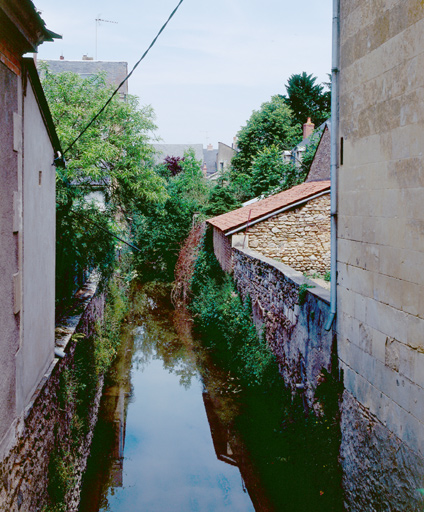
[
  {"x1": 103, "y1": 386, "x2": 128, "y2": 488},
  {"x1": 202, "y1": 392, "x2": 237, "y2": 467},
  {"x1": 202, "y1": 389, "x2": 275, "y2": 511}
]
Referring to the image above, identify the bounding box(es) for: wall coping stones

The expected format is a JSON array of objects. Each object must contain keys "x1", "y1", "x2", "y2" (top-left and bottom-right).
[
  {"x1": 0, "y1": 271, "x2": 101, "y2": 462},
  {"x1": 55, "y1": 271, "x2": 100, "y2": 352},
  {"x1": 235, "y1": 246, "x2": 331, "y2": 305}
]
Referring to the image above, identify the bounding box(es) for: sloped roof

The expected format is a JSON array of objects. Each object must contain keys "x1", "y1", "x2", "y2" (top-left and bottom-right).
[
  {"x1": 293, "y1": 119, "x2": 329, "y2": 151},
  {"x1": 207, "y1": 180, "x2": 330, "y2": 234},
  {"x1": 0, "y1": 0, "x2": 61, "y2": 54},
  {"x1": 152, "y1": 144, "x2": 204, "y2": 166},
  {"x1": 305, "y1": 122, "x2": 331, "y2": 182}
]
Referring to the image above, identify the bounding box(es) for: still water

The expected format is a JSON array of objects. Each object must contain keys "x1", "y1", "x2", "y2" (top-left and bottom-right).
[
  {"x1": 79, "y1": 281, "x2": 342, "y2": 512},
  {"x1": 79, "y1": 282, "x2": 259, "y2": 511}
]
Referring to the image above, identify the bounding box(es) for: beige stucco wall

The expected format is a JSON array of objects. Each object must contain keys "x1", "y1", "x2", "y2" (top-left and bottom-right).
[
  {"x1": 15, "y1": 75, "x2": 56, "y2": 415},
  {"x1": 244, "y1": 194, "x2": 331, "y2": 275},
  {"x1": 338, "y1": 0, "x2": 424, "y2": 455}
]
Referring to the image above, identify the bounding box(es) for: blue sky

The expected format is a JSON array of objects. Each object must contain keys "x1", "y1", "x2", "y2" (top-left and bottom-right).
[{"x1": 35, "y1": 0, "x2": 332, "y2": 147}]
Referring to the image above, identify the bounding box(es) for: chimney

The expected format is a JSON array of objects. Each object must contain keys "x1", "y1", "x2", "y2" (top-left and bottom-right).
[
  {"x1": 82, "y1": 54, "x2": 93, "y2": 61},
  {"x1": 207, "y1": 143, "x2": 213, "y2": 151},
  {"x1": 60, "y1": 54, "x2": 64, "y2": 60},
  {"x1": 202, "y1": 162, "x2": 208, "y2": 177},
  {"x1": 232, "y1": 136, "x2": 238, "y2": 150},
  {"x1": 303, "y1": 117, "x2": 315, "y2": 139}
]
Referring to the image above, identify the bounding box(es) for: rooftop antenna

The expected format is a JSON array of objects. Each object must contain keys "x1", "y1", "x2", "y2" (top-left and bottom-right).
[
  {"x1": 95, "y1": 15, "x2": 118, "y2": 60},
  {"x1": 200, "y1": 131, "x2": 209, "y2": 144}
]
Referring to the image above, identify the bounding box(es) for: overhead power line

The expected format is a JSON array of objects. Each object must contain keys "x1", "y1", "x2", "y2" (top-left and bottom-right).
[
  {"x1": 63, "y1": 0, "x2": 184, "y2": 156},
  {"x1": 69, "y1": 208, "x2": 142, "y2": 252}
]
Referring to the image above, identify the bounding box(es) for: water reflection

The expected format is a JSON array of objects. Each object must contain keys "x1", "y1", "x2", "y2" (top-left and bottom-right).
[
  {"x1": 79, "y1": 282, "x2": 258, "y2": 511},
  {"x1": 79, "y1": 281, "x2": 342, "y2": 512}
]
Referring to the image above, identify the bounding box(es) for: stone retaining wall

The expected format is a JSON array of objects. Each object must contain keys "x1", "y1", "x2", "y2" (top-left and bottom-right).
[
  {"x1": 0, "y1": 274, "x2": 106, "y2": 512},
  {"x1": 232, "y1": 247, "x2": 335, "y2": 407}
]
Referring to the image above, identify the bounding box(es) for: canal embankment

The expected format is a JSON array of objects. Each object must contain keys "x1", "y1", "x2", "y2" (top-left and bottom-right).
[{"x1": 0, "y1": 271, "x2": 129, "y2": 512}]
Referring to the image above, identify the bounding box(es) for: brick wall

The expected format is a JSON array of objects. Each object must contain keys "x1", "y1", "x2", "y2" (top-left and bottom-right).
[
  {"x1": 0, "y1": 42, "x2": 21, "y2": 76},
  {"x1": 245, "y1": 194, "x2": 330, "y2": 275},
  {"x1": 213, "y1": 227, "x2": 234, "y2": 273}
]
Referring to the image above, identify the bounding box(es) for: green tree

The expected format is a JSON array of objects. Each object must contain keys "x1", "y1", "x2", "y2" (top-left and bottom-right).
[
  {"x1": 231, "y1": 96, "x2": 301, "y2": 199},
  {"x1": 283, "y1": 72, "x2": 330, "y2": 128},
  {"x1": 41, "y1": 65, "x2": 166, "y2": 302},
  {"x1": 250, "y1": 145, "x2": 301, "y2": 197},
  {"x1": 203, "y1": 178, "x2": 242, "y2": 217},
  {"x1": 133, "y1": 149, "x2": 208, "y2": 278}
]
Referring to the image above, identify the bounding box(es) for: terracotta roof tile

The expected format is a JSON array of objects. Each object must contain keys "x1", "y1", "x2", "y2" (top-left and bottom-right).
[{"x1": 207, "y1": 180, "x2": 330, "y2": 233}]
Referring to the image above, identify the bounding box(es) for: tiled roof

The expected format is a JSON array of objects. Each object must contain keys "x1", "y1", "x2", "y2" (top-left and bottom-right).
[{"x1": 207, "y1": 180, "x2": 330, "y2": 234}]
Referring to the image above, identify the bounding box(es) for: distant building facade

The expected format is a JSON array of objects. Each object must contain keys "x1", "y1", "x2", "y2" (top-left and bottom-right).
[
  {"x1": 40, "y1": 58, "x2": 128, "y2": 97},
  {"x1": 152, "y1": 143, "x2": 204, "y2": 169},
  {"x1": 216, "y1": 142, "x2": 236, "y2": 174}
]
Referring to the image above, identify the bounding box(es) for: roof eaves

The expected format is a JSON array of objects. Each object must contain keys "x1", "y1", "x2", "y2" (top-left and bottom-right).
[{"x1": 223, "y1": 188, "x2": 330, "y2": 236}]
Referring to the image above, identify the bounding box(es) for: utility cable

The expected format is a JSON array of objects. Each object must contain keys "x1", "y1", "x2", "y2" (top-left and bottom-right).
[
  {"x1": 63, "y1": 0, "x2": 184, "y2": 156},
  {"x1": 69, "y1": 208, "x2": 142, "y2": 252}
]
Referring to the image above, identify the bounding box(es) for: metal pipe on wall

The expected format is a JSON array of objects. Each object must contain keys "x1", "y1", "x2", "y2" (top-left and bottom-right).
[{"x1": 325, "y1": 0, "x2": 340, "y2": 331}]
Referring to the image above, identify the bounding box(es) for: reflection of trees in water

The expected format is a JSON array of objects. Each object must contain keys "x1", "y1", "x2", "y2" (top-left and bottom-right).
[
  {"x1": 81, "y1": 281, "x2": 342, "y2": 512},
  {"x1": 129, "y1": 281, "x2": 199, "y2": 389}
]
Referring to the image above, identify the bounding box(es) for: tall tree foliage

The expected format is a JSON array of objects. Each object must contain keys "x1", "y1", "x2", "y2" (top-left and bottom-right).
[
  {"x1": 230, "y1": 95, "x2": 301, "y2": 199},
  {"x1": 41, "y1": 66, "x2": 166, "y2": 302},
  {"x1": 250, "y1": 146, "x2": 302, "y2": 198},
  {"x1": 283, "y1": 72, "x2": 330, "y2": 128},
  {"x1": 133, "y1": 149, "x2": 209, "y2": 279}
]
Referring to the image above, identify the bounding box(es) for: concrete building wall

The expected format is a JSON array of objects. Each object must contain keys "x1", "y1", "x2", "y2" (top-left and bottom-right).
[
  {"x1": 15, "y1": 75, "x2": 56, "y2": 414},
  {"x1": 0, "y1": 60, "x2": 20, "y2": 443},
  {"x1": 338, "y1": 0, "x2": 424, "y2": 507},
  {"x1": 245, "y1": 194, "x2": 331, "y2": 275},
  {"x1": 217, "y1": 142, "x2": 236, "y2": 173},
  {"x1": 41, "y1": 60, "x2": 128, "y2": 96}
]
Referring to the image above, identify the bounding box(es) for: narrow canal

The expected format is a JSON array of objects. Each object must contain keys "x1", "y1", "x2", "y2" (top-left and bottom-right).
[{"x1": 79, "y1": 281, "x2": 343, "y2": 511}]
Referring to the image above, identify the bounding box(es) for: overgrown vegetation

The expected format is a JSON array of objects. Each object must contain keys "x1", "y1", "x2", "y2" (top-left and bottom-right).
[
  {"x1": 190, "y1": 230, "x2": 276, "y2": 386},
  {"x1": 189, "y1": 228, "x2": 343, "y2": 510},
  {"x1": 46, "y1": 271, "x2": 130, "y2": 511}
]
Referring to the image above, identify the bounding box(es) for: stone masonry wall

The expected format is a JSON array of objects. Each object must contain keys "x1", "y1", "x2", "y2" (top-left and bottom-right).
[
  {"x1": 340, "y1": 390, "x2": 424, "y2": 511},
  {"x1": 0, "y1": 275, "x2": 106, "y2": 512},
  {"x1": 245, "y1": 194, "x2": 330, "y2": 275},
  {"x1": 232, "y1": 247, "x2": 335, "y2": 407},
  {"x1": 338, "y1": 1, "x2": 424, "y2": 508}
]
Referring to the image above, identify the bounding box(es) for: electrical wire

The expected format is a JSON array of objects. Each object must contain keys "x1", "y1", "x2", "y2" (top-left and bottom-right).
[
  {"x1": 69, "y1": 208, "x2": 142, "y2": 252},
  {"x1": 63, "y1": 0, "x2": 184, "y2": 156}
]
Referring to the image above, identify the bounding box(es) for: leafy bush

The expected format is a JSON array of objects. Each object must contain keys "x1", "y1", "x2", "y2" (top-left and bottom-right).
[{"x1": 190, "y1": 229, "x2": 277, "y2": 386}]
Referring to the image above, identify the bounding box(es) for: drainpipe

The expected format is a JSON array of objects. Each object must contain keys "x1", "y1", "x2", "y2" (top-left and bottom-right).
[{"x1": 325, "y1": 0, "x2": 340, "y2": 331}]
